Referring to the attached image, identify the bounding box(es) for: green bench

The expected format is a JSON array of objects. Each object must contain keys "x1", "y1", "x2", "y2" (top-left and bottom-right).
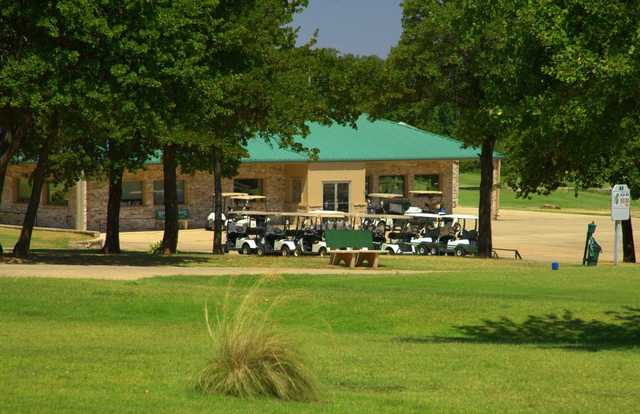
[
  {"x1": 155, "y1": 208, "x2": 191, "y2": 229},
  {"x1": 324, "y1": 230, "x2": 383, "y2": 269}
]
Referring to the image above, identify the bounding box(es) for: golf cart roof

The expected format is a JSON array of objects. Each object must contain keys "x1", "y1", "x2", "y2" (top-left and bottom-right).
[
  {"x1": 409, "y1": 190, "x2": 443, "y2": 196},
  {"x1": 230, "y1": 210, "x2": 297, "y2": 217},
  {"x1": 355, "y1": 213, "x2": 411, "y2": 221},
  {"x1": 406, "y1": 212, "x2": 444, "y2": 219},
  {"x1": 442, "y1": 214, "x2": 479, "y2": 220},
  {"x1": 213, "y1": 192, "x2": 249, "y2": 198},
  {"x1": 230, "y1": 195, "x2": 267, "y2": 201},
  {"x1": 304, "y1": 210, "x2": 348, "y2": 218},
  {"x1": 367, "y1": 193, "x2": 404, "y2": 199}
]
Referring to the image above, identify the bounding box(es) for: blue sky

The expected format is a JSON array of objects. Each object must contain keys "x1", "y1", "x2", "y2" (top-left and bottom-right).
[{"x1": 293, "y1": 0, "x2": 403, "y2": 57}]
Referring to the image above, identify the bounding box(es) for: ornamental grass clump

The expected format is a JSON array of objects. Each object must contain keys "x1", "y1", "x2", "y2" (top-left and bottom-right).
[{"x1": 197, "y1": 282, "x2": 319, "y2": 402}]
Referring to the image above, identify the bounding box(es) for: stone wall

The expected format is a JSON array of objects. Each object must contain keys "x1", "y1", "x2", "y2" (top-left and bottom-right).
[{"x1": 0, "y1": 164, "x2": 77, "y2": 229}]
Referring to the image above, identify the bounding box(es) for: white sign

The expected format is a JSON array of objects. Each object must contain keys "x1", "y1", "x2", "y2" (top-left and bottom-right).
[{"x1": 611, "y1": 184, "x2": 631, "y2": 221}]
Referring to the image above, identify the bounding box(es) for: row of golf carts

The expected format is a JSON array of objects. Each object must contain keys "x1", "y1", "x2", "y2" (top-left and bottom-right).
[{"x1": 214, "y1": 209, "x2": 479, "y2": 258}]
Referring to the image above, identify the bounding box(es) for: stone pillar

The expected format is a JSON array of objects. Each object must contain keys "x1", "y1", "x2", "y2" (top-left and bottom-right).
[
  {"x1": 492, "y1": 159, "x2": 501, "y2": 220},
  {"x1": 74, "y1": 179, "x2": 87, "y2": 231}
]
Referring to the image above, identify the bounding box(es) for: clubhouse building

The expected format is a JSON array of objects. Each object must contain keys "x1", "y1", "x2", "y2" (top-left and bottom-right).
[{"x1": 1, "y1": 116, "x2": 501, "y2": 231}]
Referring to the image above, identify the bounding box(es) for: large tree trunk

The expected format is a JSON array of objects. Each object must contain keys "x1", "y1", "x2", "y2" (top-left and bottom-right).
[
  {"x1": 212, "y1": 148, "x2": 224, "y2": 255},
  {"x1": 13, "y1": 138, "x2": 51, "y2": 258},
  {"x1": 622, "y1": 218, "x2": 636, "y2": 263},
  {"x1": 161, "y1": 143, "x2": 179, "y2": 255},
  {"x1": 0, "y1": 127, "x2": 25, "y2": 204},
  {"x1": 102, "y1": 167, "x2": 123, "y2": 254},
  {"x1": 477, "y1": 137, "x2": 496, "y2": 258}
]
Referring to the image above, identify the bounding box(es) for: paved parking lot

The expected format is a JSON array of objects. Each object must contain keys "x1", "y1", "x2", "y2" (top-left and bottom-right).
[{"x1": 117, "y1": 209, "x2": 636, "y2": 264}]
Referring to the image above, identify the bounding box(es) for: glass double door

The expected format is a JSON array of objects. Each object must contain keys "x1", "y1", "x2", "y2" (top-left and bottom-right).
[{"x1": 323, "y1": 182, "x2": 350, "y2": 212}]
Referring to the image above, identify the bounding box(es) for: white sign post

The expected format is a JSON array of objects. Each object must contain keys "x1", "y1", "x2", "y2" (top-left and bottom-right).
[{"x1": 611, "y1": 184, "x2": 631, "y2": 265}]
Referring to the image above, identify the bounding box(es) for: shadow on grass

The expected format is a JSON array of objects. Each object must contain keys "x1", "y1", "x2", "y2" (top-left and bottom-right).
[
  {"x1": 397, "y1": 308, "x2": 640, "y2": 351},
  {"x1": 6, "y1": 249, "x2": 212, "y2": 267}
]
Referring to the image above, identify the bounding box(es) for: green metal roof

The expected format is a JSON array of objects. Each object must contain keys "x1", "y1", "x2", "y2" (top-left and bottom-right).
[
  {"x1": 244, "y1": 116, "x2": 489, "y2": 163},
  {"x1": 143, "y1": 116, "x2": 495, "y2": 164}
]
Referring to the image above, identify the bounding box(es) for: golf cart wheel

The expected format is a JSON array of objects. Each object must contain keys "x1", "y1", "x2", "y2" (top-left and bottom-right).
[
  {"x1": 430, "y1": 247, "x2": 438, "y2": 256},
  {"x1": 292, "y1": 247, "x2": 302, "y2": 257},
  {"x1": 281, "y1": 246, "x2": 291, "y2": 257},
  {"x1": 386, "y1": 247, "x2": 395, "y2": 255},
  {"x1": 242, "y1": 244, "x2": 251, "y2": 255},
  {"x1": 455, "y1": 247, "x2": 466, "y2": 257},
  {"x1": 417, "y1": 245, "x2": 427, "y2": 256},
  {"x1": 256, "y1": 247, "x2": 265, "y2": 257},
  {"x1": 318, "y1": 247, "x2": 327, "y2": 257}
]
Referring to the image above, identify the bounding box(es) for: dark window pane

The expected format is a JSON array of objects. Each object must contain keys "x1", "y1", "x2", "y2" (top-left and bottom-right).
[
  {"x1": 47, "y1": 182, "x2": 68, "y2": 206},
  {"x1": 379, "y1": 175, "x2": 405, "y2": 195},
  {"x1": 17, "y1": 178, "x2": 32, "y2": 203},
  {"x1": 153, "y1": 180, "x2": 185, "y2": 205},
  {"x1": 234, "y1": 179, "x2": 263, "y2": 195},
  {"x1": 323, "y1": 183, "x2": 336, "y2": 211},
  {"x1": 414, "y1": 175, "x2": 440, "y2": 191},
  {"x1": 122, "y1": 181, "x2": 143, "y2": 206},
  {"x1": 291, "y1": 178, "x2": 302, "y2": 203}
]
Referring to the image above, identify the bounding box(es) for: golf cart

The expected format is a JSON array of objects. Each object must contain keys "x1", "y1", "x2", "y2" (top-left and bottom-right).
[
  {"x1": 408, "y1": 190, "x2": 446, "y2": 214},
  {"x1": 225, "y1": 211, "x2": 300, "y2": 256},
  {"x1": 366, "y1": 193, "x2": 411, "y2": 215},
  {"x1": 405, "y1": 212, "x2": 447, "y2": 255},
  {"x1": 442, "y1": 214, "x2": 479, "y2": 257},
  {"x1": 293, "y1": 211, "x2": 349, "y2": 256},
  {"x1": 205, "y1": 193, "x2": 247, "y2": 230},
  {"x1": 206, "y1": 194, "x2": 266, "y2": 230},
  {"x1": 357, "y1": 214, "x2": 419, "y2": 255}
]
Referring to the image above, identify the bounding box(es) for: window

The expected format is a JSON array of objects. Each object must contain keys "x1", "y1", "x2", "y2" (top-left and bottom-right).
[
  {"x1": 323, "y1": 182, "x2": 350, "y2": 212},
  {"x1": 234, "y1": 178, "x2": 263, "y2": 195},
  {"x1": 365, "y1": 176, "x2": 372, "y2": 195},
  {"x1": 414, "y1": 175, "x2": 440, "y2": 191},
  {"x1": 47, "y1": 182, "x2": 68, "y2": 206},
  {"x1": 153, "y1": 180, "x2": 185, "y2": 205},
  {"x1": 378, "y1": 175, "x2": 405, "y2": 195},
  {"x1": 290, "y1": 178, "x2": 302, "y2": 203},
  {"x1": 16, "y1": 178, "x2": 32, "y2": 203},
  {"x1": 122, "y1": 181, "x2": 143, "y2": 206}
]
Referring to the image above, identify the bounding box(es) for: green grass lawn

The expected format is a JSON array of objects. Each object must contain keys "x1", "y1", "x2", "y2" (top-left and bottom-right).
[
  {"x1": 0, "y1": 227, "x2": 91, "y2": 250},
  {"x1": 2, "y1": 261, "x2": 639, "y2": 413},
  {"x1": 459, "y1": 172, "x2": 613, "y2": 213}
]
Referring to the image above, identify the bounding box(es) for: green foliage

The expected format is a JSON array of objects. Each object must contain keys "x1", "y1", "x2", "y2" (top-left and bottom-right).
[
  {"x1": 148, "y1": 241, "x2": 163, "y2": 256},
  {"x1": 198, "y1": 282, "x2": 318, "y2": 402}
]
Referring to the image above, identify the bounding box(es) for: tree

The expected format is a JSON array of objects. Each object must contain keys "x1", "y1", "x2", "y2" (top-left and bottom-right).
[
  {"x1": 502, "y1": 0, "x2": 640, "y2": 262},
  {"x1": 379, "y1": 0, "x2": 540, "y2": 257}
]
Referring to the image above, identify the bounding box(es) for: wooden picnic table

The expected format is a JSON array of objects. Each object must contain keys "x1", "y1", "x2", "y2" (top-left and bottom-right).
[{"x1": 329, "y1": 249, "x2": 386, "y2": 269}]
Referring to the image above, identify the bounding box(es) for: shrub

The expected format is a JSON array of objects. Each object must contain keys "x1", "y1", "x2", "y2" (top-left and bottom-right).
[
  {"x1": 197, "y1": 282, "x2": 319, "y2": 402},
  {"x1": 148, "y1": 241, "x2": 163, "y2": 256}
]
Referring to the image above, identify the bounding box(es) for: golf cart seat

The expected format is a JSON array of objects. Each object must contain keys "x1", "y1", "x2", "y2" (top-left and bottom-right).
[
  {"x1": 388, "y1": 232, "x2": 413, "y2": 242},
  {"x1": 461, "y1": 229, "x2": 478, "y2": 241}
]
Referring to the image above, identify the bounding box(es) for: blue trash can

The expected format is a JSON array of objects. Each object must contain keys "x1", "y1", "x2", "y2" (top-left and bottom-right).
[{"x1": 551, "y1": 261, "x2": 559, "y2": 271}]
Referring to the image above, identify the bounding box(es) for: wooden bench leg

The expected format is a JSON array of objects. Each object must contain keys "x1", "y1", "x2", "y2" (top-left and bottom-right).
[
  {"x1": 349, "y1": 254, "x2": 356, "y2": 268},
  {"x1": 372, "y1": 254, "x2": 379, "y2": 269}
]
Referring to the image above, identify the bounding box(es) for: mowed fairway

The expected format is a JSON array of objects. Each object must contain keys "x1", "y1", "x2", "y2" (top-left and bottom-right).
[{"x1": 1, "y1": 261, "x2": 639, "y2": 413}]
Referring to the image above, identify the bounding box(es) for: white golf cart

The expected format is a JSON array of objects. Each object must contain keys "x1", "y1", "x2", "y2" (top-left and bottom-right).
[
  {"x1": 405, "y1": 212, "x2": 447, "y2": 255},
  {"x1": 206, "y1": 193, "x2": 265, "y2": 230},
  {"x1": 441, "y1": 214, "x2": 479, "y2": 256},
  {"x1": 408, "y1": 190, "x2": 445, "y2": 214},
  {"x1": 224, "y1": 211, "x2": 300, "y2": 256},
  {"x1": 366, "y1": 193, "x2": 411, "y2": 215},
  {"x1": 294, "y1": 211, "x2": 349, "y2": 256}
]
